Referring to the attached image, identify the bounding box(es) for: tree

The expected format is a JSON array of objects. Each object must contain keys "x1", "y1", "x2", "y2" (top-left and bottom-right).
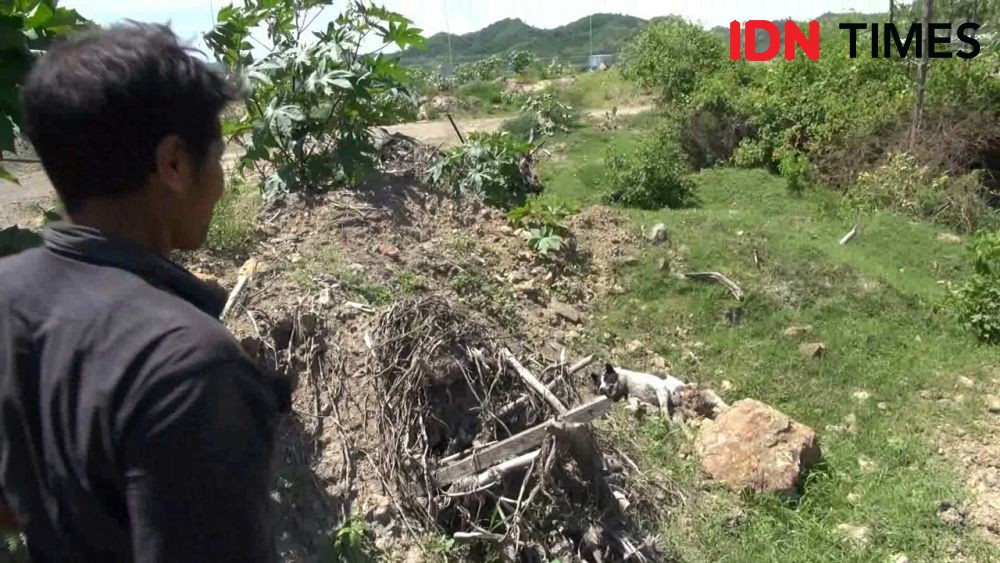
[
  {"x1": 910, "y1": 0, "x2": 934, "y2": 149},
  {"x1": 205, "y1": 0, "x2": 425, "y2": 196},
  {"x1": 0, "y1": 0, "x2": 89, "y2": 183}
]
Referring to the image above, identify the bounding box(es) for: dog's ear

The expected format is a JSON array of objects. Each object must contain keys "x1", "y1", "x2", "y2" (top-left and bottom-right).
[
  {"x1": 603, "y1": 363, "x2": 618, "y2": 383},
  {"x1": 590, "y1": 370, "x2": 600, "y2": 385}
]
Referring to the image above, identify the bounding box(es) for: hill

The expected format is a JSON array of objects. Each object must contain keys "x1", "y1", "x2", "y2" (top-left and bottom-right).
[{"x1": 399, "y1": 13, "x2": 646, "y2": 68}]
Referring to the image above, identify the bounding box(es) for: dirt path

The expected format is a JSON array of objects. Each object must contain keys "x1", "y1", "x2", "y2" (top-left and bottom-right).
[
  {"x1": 0, "y1": 104, "x2": 652, "y2": 227},
  {"x1": 384, "y1": 104, "x2": 652, "y2": 148}
]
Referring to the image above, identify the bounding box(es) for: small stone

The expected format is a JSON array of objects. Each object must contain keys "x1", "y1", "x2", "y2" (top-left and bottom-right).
[
  {"x1": 721, "y1": 380, "x2": 733, "y2": 391},
  {"x1": 836, "y1": 523, "x2": 871, "y2": 546},
  {"x1": 609, "y1": 284, "x2": 626, "y2": 295},
  {"x1": 877, "y1": 402, "x2": 888, "y2": 411},
  {"x1": 937, "y1": 232, "x2": 963, "y2": 244},
  {"x1": 858, "y1": 456, "x2": 877, "y2": 473},
  {"x1": 987, "y1": 396, "x2": 1000, "y2": 414},
  {"x1": 650, "y1": 355, "x2": 668, "y2": 371},
  {"x1": 846, "y1": 492, "x2": 861, "y2": 505},
  {"x1": 550, "y1": 301, "x2": 581, "y2": 324},
  {"x1": 375, "y1": 243, "x2": 400, "y2": 260},
  {"x1": 783, "y1": 325, "x2": 813, "y2": 337},
  {"x1": 499, "y1": 225, "x2": 514, "y2": 235},
  {"x1": 958, "y1": 375, "x2": 975, "y2": 388},
  {"x1": 626, "y1": 339, "x2": 644, "y2": 353},
  {"x1": 367, "y1": 495, "x2": 393, "y2": 525},
  {"x1": 890, "y1": 553, "x2": 911, "y2": 563},
  {"x1": 843, "y1": 413, "x2": 858, "y2": 434},
  {"x1": 852, "y1": 390, "x2": 871, "y2": 402},
  {"x1": 799, "y1": 342, "x2": 826, "y2": 359},
  {"x1": 936, "y1": 501, "x2": 966, "y2": 527},
  {"x1": 648, "y1": 223, "x2": 668, "y2": 243}
]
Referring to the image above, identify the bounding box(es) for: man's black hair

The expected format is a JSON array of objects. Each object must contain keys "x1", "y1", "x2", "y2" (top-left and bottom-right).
[{"x1": 21, "y1": 22, "x2": 242, "y2": 213}]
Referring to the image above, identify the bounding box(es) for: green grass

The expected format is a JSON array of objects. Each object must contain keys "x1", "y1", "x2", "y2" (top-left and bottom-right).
[
  {"x1": 539, "y1": 123, "x2": 999, "y2": 562},
  {"x1": 548, "y1": 68, "x2": 648, "y2": 110},
  {"x1": 205, "y1": 175, "x2": 262, "y2": 254},
  {"x1": 536, "y1": 115, "x2": 650, "y2": 205}
]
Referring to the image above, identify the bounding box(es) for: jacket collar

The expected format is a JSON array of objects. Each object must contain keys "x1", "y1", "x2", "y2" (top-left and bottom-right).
[{"x1": 42, "y1": 222, "x2": 226, "y2": 319}]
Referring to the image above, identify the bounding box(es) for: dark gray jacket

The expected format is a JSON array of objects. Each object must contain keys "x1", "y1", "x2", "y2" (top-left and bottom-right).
[{"x1": 0, "y1": 223, "x2": 288, "y2": 562}]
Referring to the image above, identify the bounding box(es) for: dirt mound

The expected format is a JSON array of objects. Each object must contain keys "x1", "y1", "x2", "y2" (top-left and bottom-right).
[{"x1": 184, "y1": 154, "x2": 648, "y2": 559}]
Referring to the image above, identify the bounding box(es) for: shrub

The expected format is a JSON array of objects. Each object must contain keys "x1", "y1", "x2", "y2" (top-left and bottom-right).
[
  {"x1": 954, "y1": 231, "x2": 1000, "y2": 344},
  {"x1": 850, "y1": 152, "x2": 994, "y2": 232},
  {"x1": 776, "y1": 147, "x2": 812, "y2": 195},
  {"x1": 500, "y1": 112, "x2": 537, "y2": 140},
  {"x1": 456, "y1": 80, "x2": 504, "y2": 108},
  {"x1": 503, "y1": 93, "x2": 578, "y2": 141},
  {"x1": 428, "y1": 131, "x2": 541, "y2": 209},
  {"x1": 603, "y1": 128, "x2": 696, "y2": 209},
  {"x1": 206, "y1": 1, "x2": 424, "y2": 197},
  {"x1": 507, "y1": 50, "x2": 537, "y2": 75},
  {"x1": 619, "y1": 16, "x2": 727, "y2": 105}
]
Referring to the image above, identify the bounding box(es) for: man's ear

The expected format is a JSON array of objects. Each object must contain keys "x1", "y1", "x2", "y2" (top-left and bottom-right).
[{"x1": 153, "y1": 134, "x2": 192, "y2": 193}]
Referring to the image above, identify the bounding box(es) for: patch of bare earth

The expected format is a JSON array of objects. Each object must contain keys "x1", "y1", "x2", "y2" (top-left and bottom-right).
[{"x1": 939, "y1": 369, "x2": 1000, "y2": 547}]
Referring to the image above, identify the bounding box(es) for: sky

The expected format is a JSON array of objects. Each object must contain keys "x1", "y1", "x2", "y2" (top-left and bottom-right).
[{"x1": 62, "y1": 0, "x2": 892, "y2": 55}]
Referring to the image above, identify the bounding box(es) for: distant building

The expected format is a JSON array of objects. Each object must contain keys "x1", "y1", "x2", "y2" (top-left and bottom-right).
[{"x1": 586, "y1": 54, "x2": 615, "y2": 70}]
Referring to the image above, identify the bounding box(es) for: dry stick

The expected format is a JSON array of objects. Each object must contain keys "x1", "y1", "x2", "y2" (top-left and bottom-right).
[
  {"x1": 435, "y1": 397, "x2": 611, "y2": 485},
  {"x1": 839, "y1": 224, "x2": 859, "y2": 245},
  {"x1": 676, "y1": 271, "x2": 744, "y2": 301},
  {"x1": 453, "y1": 531, "x2": 505, "y2": 542},
  {"x1": 502, "y1": 348, "x2": 567, "y2": 413},
  {"x1": 568, "y1": 354, "x2": 596, "y2": 375},
  {"x1": 221, "y1": 258, "x2": 259, "y2": 320},
  {"x1": 446, "y1": 113, "x2": 466, "y2": 144}
]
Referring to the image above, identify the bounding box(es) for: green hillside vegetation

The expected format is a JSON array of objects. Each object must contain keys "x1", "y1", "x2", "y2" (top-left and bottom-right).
[{"x1": 399, "y1": 13, "x2": 645, "y2": 68}]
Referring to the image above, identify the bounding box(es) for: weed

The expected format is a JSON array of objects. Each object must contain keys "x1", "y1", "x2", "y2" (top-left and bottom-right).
[
  {"x1": 507, "y1": 199, "x2": 575, "y2": 257},
  {"x1": 206, "y1": 175, "x2": 262, "y2": 254},
  {"x1": 954, "y1": 231, "x2": 1000, "y2": 343},
  {"x1": 329, "y1": 518, "x2": 376, "y2": 563},
  {"x1": 449, "y1": 269, "x2": 518, "y2": 327}
]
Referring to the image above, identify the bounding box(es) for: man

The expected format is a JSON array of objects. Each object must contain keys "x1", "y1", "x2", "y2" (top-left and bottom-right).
[{"x1": 0, "y1": 23, "x2": 288, "y2": 562}]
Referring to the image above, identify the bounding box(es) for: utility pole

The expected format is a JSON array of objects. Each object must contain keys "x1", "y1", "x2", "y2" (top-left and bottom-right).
[
  {"x1": 589, "y1": 14, "x2": 593, "y2": 69},
  {"x1": 910, "y1": 0, "x2": 933, "y2": 149},
  {"x1": 444, "y1": 0, "x2": 453, "y2": 73},
  {"x1": 889, "y1": 0, "x2": 894, "y2": 23}
]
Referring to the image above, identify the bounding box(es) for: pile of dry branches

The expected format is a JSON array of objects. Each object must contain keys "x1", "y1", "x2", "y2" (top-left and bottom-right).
[
  {"x1": 374, "y1": 130, "x2": 444, "y2": 179},
  {"x1": 366, "y1": 295, "x2": 661, "y2": 562}
]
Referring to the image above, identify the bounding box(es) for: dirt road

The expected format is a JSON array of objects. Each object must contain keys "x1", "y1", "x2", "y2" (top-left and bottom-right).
[{"x1": 0, "y1": 104, "x2": 651, "y2": 227}]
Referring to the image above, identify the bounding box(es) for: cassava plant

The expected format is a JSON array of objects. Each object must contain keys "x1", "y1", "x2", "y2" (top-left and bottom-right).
[
  {"x1": 0, "y1": 0, "x2": 89, "y2": 184},
  {"x1": 507, "y1": 199, "x2": 575, "y2": 257},
  {"x1": 205, "y1": 0, "x2": 425, "y2": 197},
  {"x1": 428, "y1": 131, "x2": 541, "y2": 209}
]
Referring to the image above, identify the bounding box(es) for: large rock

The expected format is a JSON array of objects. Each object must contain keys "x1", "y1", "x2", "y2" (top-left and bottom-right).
[{"x1": 697, "y1": 399, "x2": 821, "y2": 496}]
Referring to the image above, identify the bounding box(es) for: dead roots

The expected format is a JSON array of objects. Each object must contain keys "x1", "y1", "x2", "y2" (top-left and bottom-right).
[{"x1": 367, "y1": 295, "x2": 662, "y2": 562}]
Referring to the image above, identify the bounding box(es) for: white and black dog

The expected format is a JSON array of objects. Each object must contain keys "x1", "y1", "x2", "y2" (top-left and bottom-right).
[{"x1": 591, "y1": 363, "x2": 687, "y2": 417}]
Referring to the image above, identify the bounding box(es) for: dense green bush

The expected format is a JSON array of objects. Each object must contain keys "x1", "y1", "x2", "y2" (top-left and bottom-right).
[
  {"x1": 429, "y1": 131, "x2": 541, "y2": 208},
  {"x1": 500, "y1": 112, "x2": 537, "y2": 140},
  {"x1": 619, "y1": 16, "x2": 727, "y2": 105},
  {"x1": 603, "y1": 127, "x2": 696, "y2": 209},
  {"x1": 955, "y1": 231, "x2": 1000, "y2": 344}
]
